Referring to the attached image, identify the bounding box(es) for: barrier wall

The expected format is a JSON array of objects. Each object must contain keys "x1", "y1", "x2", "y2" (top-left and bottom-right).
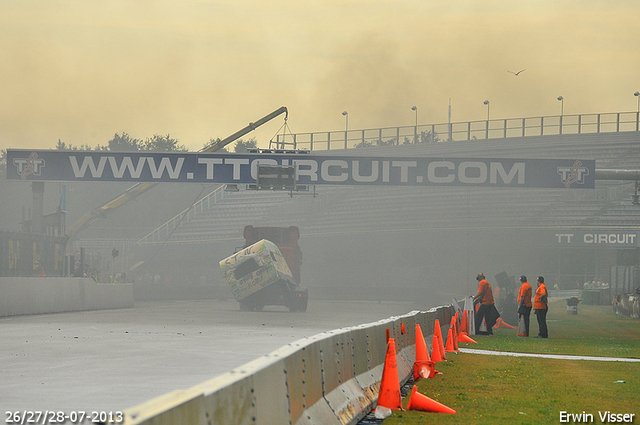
[
  {"x1": 124, "y1": 305, "x2": 453, "y2": 425},
  {"x1": 0, "y1": 277, "x2": 134, "y2": 317}
]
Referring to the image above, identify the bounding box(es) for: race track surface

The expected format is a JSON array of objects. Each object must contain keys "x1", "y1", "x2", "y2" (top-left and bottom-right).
[{"x1": 1, "y1": 299, "x2": 425, "y2": 413}]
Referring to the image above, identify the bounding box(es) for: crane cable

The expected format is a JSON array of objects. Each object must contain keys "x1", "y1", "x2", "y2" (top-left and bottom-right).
[{"x1": 269, "y1": 115, "x2": 295, "y2": 149}]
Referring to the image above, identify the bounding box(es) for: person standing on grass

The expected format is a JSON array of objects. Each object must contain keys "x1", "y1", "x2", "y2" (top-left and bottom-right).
[
  {"x1": 534, "y1": 276, "x2": 549, "y2": 338},
  {"x1": 473, "y1": 273, "x2": 499, "y2": 335},
  {"x1": 517, "y1": 275, "x2": 532, "y2": 337}
]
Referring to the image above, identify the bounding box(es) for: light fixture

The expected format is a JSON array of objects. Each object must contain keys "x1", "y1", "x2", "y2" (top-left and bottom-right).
[{"x1": 557, "y1": 96, "x2": 564, "y2": 116}]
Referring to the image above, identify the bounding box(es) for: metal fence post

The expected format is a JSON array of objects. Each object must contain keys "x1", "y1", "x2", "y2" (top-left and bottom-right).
[
  {"x1": 578, "y1": 114, "x2": 582, "y2": 134},
  {"x1": 559, "y1": 115, "x2": 563, "y2": 135}
]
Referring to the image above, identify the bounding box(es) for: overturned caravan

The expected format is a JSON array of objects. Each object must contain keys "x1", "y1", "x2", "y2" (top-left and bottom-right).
[{"x1": 220, "y1": 239, "x2": 308, "y2": 312}]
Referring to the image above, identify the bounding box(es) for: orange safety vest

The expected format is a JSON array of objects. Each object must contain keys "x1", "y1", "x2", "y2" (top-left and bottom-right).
[
  {"x1": 476, "y1": 279, "x2": 495, "y2": 305},
  {"x1": 518, "y1": 281, "x2": 532, "y2": 307},
  {"x1": 534, "y1": 283, "x2": 548, "y2": 310}
]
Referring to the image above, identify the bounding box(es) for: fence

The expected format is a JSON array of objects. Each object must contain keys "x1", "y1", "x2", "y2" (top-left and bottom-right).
[{"x1": 274, "y1": 111, "x2": 640, "y2": 151}]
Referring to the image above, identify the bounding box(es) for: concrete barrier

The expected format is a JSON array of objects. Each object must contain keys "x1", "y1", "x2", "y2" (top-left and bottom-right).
[
  {"x1": 123, "y1": 305, "x2": 453, "y2": 425},
  {"x1": 0, "y1": 277, "x2": 133, "y2": 317}
]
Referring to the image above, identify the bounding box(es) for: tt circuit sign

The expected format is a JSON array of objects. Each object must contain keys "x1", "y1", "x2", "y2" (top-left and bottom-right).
[
  {"x1": 6, "y1": 150, "x2": 595, "y2": 189},
  {"x1": 554, "y1": 231, "x2": 639, "y2": 247}
]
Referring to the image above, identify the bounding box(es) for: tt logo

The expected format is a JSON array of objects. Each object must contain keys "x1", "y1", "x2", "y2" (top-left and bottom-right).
[
  {"x1": 557, "y1": 160, "x2": 589, "y2": 188},
  {"x1": 13, "y1": 152, "x2": 45, "y2": 179}
]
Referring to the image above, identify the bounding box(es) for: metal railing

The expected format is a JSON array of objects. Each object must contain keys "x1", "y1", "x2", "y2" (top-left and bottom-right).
[
  {"x1": 137, "y1": 184, "x2": 226, "y2": 244},
  {"x1": 274, "y1": 111, "x2": 640, "y2": 151}
]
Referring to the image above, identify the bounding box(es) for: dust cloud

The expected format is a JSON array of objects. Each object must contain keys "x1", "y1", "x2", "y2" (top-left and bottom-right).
[{"x1": 0, "y1": 1, "x2": 639, "y2": 151}]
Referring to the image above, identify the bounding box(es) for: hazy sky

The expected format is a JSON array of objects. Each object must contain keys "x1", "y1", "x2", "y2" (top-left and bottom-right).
[{"x1": 1, "y1": 0, "x2": 639, "y2": 152}]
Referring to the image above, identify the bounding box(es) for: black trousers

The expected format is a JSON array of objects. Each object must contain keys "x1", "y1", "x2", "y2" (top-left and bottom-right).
[
  {"x1": 535, "y1": 307, "x2": 548, "y2": 338},
  {"x1": 519, "y1": 306, "x2": 532, "y2": 336},
  {"x1": 475, "y1": 304, "x2": 494, "y2": 335}
]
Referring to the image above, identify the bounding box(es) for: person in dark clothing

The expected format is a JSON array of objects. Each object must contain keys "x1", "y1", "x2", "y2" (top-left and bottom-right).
[
  {"x1": 517, "y1": 275, "x2": 533, "y2": 337},
  {"x1": 534, "y1": 276, "x2": 549, "y2": 338},
  {"x1": 473, "y1": 272, "x2": 499, "y2": 335}
]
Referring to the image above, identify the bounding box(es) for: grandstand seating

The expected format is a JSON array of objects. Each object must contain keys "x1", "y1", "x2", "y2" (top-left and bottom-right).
[{"x1": 137, "y1": 131, "x2": 640, "y2": 244}]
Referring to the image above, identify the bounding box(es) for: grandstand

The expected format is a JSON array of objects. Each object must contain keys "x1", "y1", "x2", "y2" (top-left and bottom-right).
[
  {"x1": 136, "y1": 131, "x2": 640, "y2": 240},
  {"x1": 33, "y1": 118, "x2": 629, "y2": 305},
  {"x1": 104, "y1": 129, "x2": 638, "y2": 303}
]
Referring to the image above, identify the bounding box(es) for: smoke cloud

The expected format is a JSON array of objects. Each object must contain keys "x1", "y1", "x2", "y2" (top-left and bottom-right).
[{"x1": 1, "y1": 0, "x2": 638, "y2": 152}]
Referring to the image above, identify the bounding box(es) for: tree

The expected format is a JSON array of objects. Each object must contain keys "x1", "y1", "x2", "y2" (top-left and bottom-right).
[
  {"x1": 141, "y1": 134, "x2": 187, "y2": 152},
  {"x1": 201, "y1": 138, "x2": 228, "y2": 153},
  {"x1": 55, "y1": 139, "x2": 93, "y2": 150},
  {"x1": 233, "y1": 138, "x2": 258, "y2": 153},
  {"x1": 100, "y1": 133, "x2": 141, "y2": 152}
]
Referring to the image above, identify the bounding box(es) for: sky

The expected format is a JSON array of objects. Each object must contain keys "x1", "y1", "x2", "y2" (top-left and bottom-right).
[{"x1": 1, "y1": 0, "x2": 639, "y2": 152}]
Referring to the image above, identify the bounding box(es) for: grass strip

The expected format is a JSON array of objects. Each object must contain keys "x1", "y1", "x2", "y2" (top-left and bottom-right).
[{"x1": 382, "y1": 300, "x2": 640, "y2": 424}]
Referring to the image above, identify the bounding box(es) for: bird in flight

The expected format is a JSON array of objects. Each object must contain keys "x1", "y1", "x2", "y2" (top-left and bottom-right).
[{"x1": 508, "y1": 69, "x2": 526, "y2": 76}]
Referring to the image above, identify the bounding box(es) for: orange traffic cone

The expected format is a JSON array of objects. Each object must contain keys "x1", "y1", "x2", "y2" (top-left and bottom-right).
[
  {"x1": 460, "y1": 310, "x2": 469, "y2": 335},
  {"x1": 414, "y1": 324, "x2": 435, "y2": 380},
  {"x1": 401, "y1": 322, "x2": 406, "y2": 334},
  {"x1": 433, "y1": 319, "x2": 446, "y2": 361},
  {"x1": 451, "y1": 316, "x2": 459, "y2": 351},
  {"x1": 431, "y1": 333, "x2": 444, "y2": 363},
  {"x1": 445, "y1": 327, "x2": 459, "y2": 353},
  {"x1": 406, "y1": 385, "x2": 457, "y2": 414},
  {"x1": 458, "y1": 332, "x2": 477, "y2": 343},
  {"x1": 415, "y1": 324, "x2": 430, "y2": 362},
  {"x1": 495, "y1": 318, "x2": 516, "y2": 329},
  {"x1": 375, "y1": 338, "x2": 402, "y2": 418},
  {"x1": 517, "y1": 317, "x2": 527, "y2": 337}
]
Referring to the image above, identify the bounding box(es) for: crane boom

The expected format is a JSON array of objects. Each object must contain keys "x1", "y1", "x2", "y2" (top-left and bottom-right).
[{"x1": 66, "y1": 106, "x2": 288, "y2": 240}]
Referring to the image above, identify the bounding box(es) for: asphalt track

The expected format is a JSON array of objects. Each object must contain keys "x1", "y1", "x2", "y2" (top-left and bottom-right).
[{"x1": 1, "y1": 299, "x2": 426, "y2": 414}]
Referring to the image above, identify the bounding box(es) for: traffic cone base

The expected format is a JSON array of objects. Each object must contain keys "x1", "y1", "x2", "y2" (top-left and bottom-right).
[
  {"x1": 413, "y1": 360, "x2": 436, "y2": 380},
  {"x1": 406, "y1": 385, "x2": 456, "y2": 414}
]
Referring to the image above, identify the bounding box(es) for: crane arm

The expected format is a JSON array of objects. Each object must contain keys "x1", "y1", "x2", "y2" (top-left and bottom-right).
[{"x1": 203, "y1": 106, "x2": 288, "y2": 152}]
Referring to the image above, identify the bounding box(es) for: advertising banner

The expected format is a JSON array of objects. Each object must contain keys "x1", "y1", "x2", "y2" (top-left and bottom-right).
[{"x1": 6, "y1": 150, "x2": 595, "y2": 189}]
